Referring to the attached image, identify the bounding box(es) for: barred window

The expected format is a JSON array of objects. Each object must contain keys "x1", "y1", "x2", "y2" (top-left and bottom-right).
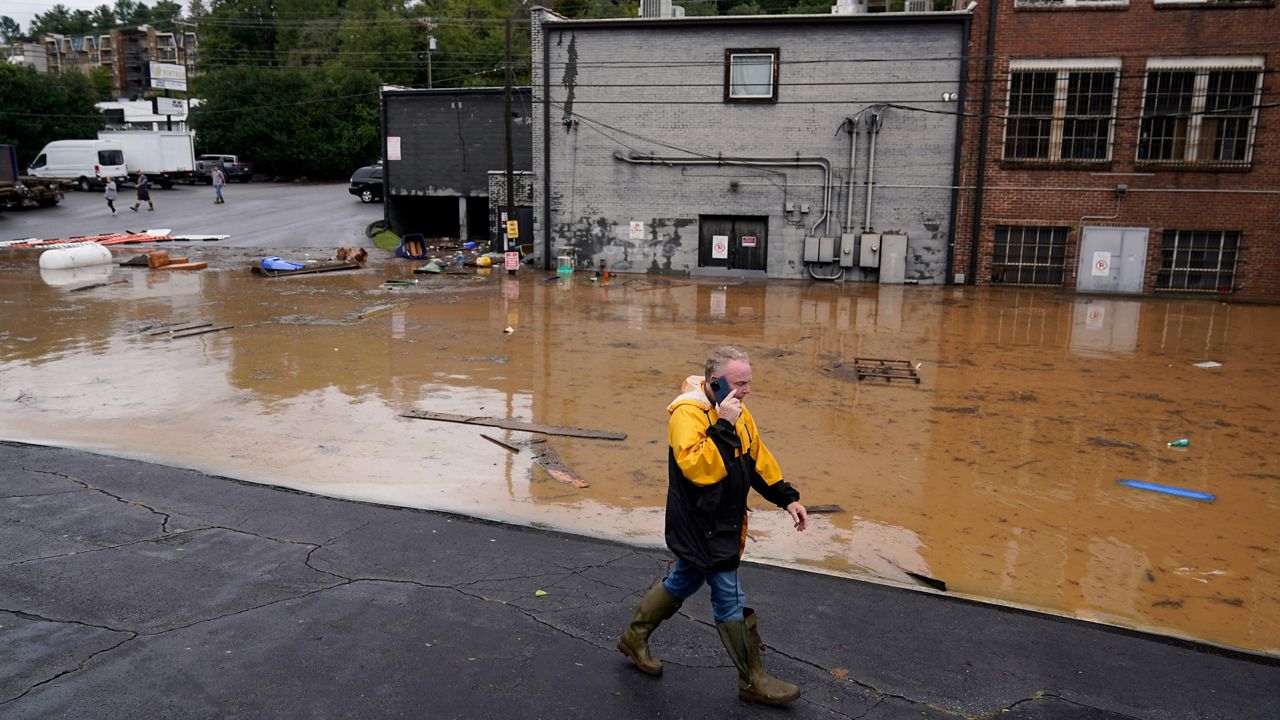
[
  {"x1": 1138, "y1": 61, "x2": 1262, "y2": 166},
  {"x1": 1156, "y1": 230, "x2": 1239, "y2": 293},
  {"x1": 992, "y1": 226, "x2": 1069, "y2": 286},
  {"x1": 1004, "y1": 65, "x2": 1118, "y2": 162}
]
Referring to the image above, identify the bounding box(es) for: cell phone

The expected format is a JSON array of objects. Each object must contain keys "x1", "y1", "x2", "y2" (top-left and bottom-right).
[{"x1": 709, "y1": 377, "x2": 734, "y2": 404}]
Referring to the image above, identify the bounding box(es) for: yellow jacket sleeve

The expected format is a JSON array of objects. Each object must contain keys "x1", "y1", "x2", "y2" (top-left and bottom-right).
[
  {"x1": 669, "y1": 404, "x2": 729, "y2": 487},
  {"x1": 743, "y1": 410, "x2": 784, "y2": 485}
]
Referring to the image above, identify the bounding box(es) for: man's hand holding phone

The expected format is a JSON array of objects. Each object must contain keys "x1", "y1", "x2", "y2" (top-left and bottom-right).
[{"x1": 710, "y1": 377, "x2": 742, "y2": 424}]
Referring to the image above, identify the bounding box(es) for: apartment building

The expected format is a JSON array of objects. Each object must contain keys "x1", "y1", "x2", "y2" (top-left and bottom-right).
[
  {"x1": 954, "y1": 0, "x2": 1279, "y2": 298},
  {"x1": 40, "y1": 25, "x2": 198, "y2": 100}
]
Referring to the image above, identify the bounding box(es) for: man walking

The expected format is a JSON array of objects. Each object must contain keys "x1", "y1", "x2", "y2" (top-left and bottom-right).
[
  {"x1": 129, "y1": 171, "x2": 153, "y2": 212},
  {"x1": 104, "y1": 177, "x2": 118, "y2": 216},
  {"x1": 212, "y1": 165, "x2": 226, "y2": 204},
  {"x1": 617, "y1": 346, "x2": 808, "y2": 705}
]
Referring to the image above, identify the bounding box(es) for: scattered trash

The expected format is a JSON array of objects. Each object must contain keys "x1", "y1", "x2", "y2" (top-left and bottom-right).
[
  {"x1": 1089, "y1": 436, "x2": 1140, "y2": 449},
  {"x1": 1172, "y1": 567, "x2": 1227, "y2": 584},
  {"x1": 396, "y1": 233, "x2": 429, "y2": 260},
  {"x1": 851, "y1": 358, "x2": 920, "y2": 384},
  {"x1": 261, "y1": 256, "x2": 304, "y2": 271},
  {"x1": 39, "y1": 242, "x2": 112, "y2": 269},
  {"x1": 503, "y1": 326, "x2": 514, "y2": 334},
  {"x1": 805, "y1": 504, "x2": 845, "y2": 514},
  {"x1": 402, "y1": 409, "x2": 626, "y2": 440},
  {"x1": 251, "y1": 259, "x2": 364, "y2": 278},
  {"x1": 534, "y1": 589, "x2": 548, "y2": 597},
  {"x1": 1117, "y1": 479, "x2": 1215, "y2": 502},
  {"x1": 480, "y1": 433, "x2": 521, "y2": 453},
  {"x1": 1193, "y1": 361, "x2": 1222, "y2": 369},
  {"x1": 382, "y1": 279, "x2": 418, "y2": 288},
  {"x1": 414, "y1": 262, "x2": 444, "y2": 274},
  {"x1": 335, "y1": 247, "x2": 368, "y2": 265},
  {"x1": 1167, "y1": 438, "x2": 1190, "y2": 448},
  {"x1": 168, "y1": 325, "x2": 234, "y2": 339},
  {"x1": 144, "y1": 321, "x2": 213, "y2": 336}
]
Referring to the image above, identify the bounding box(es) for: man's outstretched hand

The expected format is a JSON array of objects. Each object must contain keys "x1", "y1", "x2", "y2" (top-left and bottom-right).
[{"x1": 786, "y1": 502, "x2": 808, "y2": 532}]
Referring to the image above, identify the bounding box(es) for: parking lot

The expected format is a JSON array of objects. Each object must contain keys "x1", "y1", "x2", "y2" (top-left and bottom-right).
[{"x1": 1, "y1": 181, "x2": 383, "y2": 248}]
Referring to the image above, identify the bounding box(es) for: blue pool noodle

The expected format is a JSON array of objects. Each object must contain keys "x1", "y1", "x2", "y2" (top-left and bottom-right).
[{"x1": 1117, "y1": 479, "x2": 1215, "y2": 503}]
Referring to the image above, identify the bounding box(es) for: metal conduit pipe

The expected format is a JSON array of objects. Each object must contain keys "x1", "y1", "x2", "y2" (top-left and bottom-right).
[
  {"x1": 863, "y1": 112, "x2": 881, "y2": 232},
  {"x1": 613, "y1": 152, "x2": 833, "y2": 235},
  {"x1": 845, "y1": 115, "x2": 860, "y2": 234}
]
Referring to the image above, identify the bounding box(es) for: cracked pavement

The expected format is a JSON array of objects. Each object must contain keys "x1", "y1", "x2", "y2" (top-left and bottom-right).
[{"x1": 2, "y1": 441, "x2": 1277, "y2": 719}]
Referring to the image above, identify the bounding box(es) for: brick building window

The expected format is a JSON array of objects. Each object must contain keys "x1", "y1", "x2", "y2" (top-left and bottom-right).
[
  {"x1": 1015, "y1": 0, "x2": 1128, "y2": 6},
  {"x1": 1003, "y1": 60, "x2": 1119, "y2": 163},
  {"x1": 1155, "y1": 230, "x2": 1239, "y2": 292},
  {"x1": 1137, "y1": 58, "x2": 1263, "y2": 167},
  {"x1": 991, "y1": 226, "x2": 1069, "y2": 286},
  {"x1": 724, "y1": 49, "x2": 778, "y2": 103}
]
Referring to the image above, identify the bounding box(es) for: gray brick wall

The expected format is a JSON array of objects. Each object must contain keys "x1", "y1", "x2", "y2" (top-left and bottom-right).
[{"x1": 532, "y1": 11, "x2": 965, "y2": 281}]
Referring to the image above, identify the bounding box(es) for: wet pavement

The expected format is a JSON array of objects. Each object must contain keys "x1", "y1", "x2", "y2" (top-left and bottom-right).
[
  {"x1": 0, "y1": 245, "x2": 1277, "y2": 659},
  {"x1": 3, "y1": 441, "x2": 1278, "y2": 719}
]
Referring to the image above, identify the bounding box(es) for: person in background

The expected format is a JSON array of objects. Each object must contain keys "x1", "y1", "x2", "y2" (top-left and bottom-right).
[
  {"x1": 212, "y1": 165, "x2": 226, "y2": 204},
  {"x1": 129, "y1": 171, "x2": 154, "y2": 212},
  {"x1": 617, "y1": 346, "x2": 809, "y2": 706},
  {"x1": 104, "y1": 177, "x2": 118, "y2": 216}
]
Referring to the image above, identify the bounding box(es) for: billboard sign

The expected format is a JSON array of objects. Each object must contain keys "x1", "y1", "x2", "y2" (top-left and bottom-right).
[
  {"x1": 148, "y1": 62, "x2": 187, "y2": 91},
  {"x1": 152, "y1": 96, "x2": 185, "y2": 116}
]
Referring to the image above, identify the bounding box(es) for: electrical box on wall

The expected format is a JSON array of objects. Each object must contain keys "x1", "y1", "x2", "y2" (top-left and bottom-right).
[
  {"x1": 859, "y1": 233, "x2": 880, "y2": 268},
  {"x1": 839, "y1": 233, "x2": 856, "y2": 268},
  {"x1": 818, "y1": 236, "x2": 834, "y2": 262},
  {"x1": 880, "y1": 233, "x2": 908, "y2": 284},
  {"x1": 804, "y1": 236, "x2": 820, "y2": 263}
]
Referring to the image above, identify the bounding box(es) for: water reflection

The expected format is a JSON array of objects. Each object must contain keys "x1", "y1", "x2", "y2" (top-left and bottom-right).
[{"x1": 0, "y1": 247, "x2": 1276, "y2": 656}]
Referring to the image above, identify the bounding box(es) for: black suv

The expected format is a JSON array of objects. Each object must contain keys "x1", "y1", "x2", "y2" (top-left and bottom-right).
[{"x1": 348, "y1": 164, "x2": 383, "y2": 203}]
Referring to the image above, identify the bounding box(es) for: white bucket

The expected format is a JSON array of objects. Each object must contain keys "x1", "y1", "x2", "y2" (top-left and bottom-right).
[{"x1": 38, "y1": 243, "x2": 113, "y2": 270}]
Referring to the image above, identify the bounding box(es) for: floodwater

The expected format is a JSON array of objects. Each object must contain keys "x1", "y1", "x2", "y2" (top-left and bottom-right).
[{"x1": 2, "y1": 246, "x2": 1277, "y2": 657}]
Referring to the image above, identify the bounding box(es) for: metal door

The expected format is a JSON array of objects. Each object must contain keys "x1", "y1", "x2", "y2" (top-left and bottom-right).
[
  {"x1": 1076, "y1": 227, "x2": 1148, "y2": 294},
  {"x1": 698, "y1": 215, "x2": 768, "y2": 271}
]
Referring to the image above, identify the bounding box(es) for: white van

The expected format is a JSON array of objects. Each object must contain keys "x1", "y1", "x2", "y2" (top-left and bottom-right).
[{"x1": 26, "y1": 140, "x2": 129, "y2": 191}]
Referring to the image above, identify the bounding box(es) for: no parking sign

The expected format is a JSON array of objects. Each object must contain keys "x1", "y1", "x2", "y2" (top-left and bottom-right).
[
  {"x1": 1092, "y1": 251, "x2": 1112, "y2": 276},
  {"x1": 712, "y1": 234, "x2": 729, "y2": 259}
]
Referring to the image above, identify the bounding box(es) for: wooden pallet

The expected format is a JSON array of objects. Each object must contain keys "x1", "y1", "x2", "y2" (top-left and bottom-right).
[{"x1": 853, "y1": 358, "x2": 920, "y2": 383}]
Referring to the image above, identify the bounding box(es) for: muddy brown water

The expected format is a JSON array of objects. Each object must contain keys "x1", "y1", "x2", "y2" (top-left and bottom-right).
[{"x1": 2, "y1": 246, "x2": 1277, "y2": 656}]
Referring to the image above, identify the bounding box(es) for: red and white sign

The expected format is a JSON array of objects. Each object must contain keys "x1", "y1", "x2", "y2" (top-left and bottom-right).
[
  {"x1": 504, "y1": 252, "x2": 519, "y2": 271},
  {"x1": 1092, "y1": 251, "x2": 1111, "y2": 277},
  {"x1": 741, "y1": 235, "x2": 757, "y2": 248},
  {"x1": 712, "y1": 235, "x2": 729, "y2": 260}
]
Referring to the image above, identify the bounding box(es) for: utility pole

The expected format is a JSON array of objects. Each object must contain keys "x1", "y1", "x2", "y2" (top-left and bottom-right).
[{"x1": 503, "y1": 1, "x2": 515, "y2": 258}]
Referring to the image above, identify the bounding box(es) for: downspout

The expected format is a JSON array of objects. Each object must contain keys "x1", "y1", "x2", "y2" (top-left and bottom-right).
[
  {"x1": 945, "y1": 12, "x2": 971, "y2": 285},
  {"x1": 969, "y1": 0, "x2": 997, "y2": 286},
  {"x1": 862, "y1": 111, "x2": 881, "y2": 231},
  {"x1": 542, "y1": 21, "x2": 553, "y2": 271}
]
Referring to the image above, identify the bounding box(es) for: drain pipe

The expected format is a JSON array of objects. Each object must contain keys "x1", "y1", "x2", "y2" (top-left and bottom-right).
[
  {"x1": 863, "y1": 111, "x2": 882, "y2": 232},
  {"x1": 615, "y1": 152, "x2": 832, "y2": 235}
]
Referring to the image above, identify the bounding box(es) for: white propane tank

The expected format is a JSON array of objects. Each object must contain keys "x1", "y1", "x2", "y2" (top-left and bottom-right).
[
  {"x1": 40, "y1": 263, "x2": 113, "y2": 288},
  {"x1": 38, "y1": 243, "x2": 113, "y2": 270}
]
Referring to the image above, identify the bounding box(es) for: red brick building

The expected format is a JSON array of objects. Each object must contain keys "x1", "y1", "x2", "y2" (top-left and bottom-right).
[{"x1": 953, "y1": 0, "x2": 1279, "y2": 299}]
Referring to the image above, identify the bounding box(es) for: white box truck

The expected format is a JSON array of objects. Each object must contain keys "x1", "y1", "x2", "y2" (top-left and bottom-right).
[
  {"x1": 26, "y1": 139, "x2": 128, "y2": 191},
  {"x1": 97, "y1": 131, "x2": 196, "y2": 188}
]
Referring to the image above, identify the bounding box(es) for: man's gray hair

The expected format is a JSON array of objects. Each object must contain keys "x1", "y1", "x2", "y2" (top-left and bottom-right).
[{"x1": 705, "y1": 346, "x2": 749, "y2": 381}]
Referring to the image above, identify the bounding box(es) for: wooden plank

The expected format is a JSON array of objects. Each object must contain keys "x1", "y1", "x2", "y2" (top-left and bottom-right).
[
  {"x1": 401, "y1": 410, "x2": 625, "y2": 441},
  {"x1": 479, "y1": 433, "x2": 521, "y2": 453},
  {"x1": 159, "y1": 262, "x2": 208, "y2": 271},
  {"x1": 169, "y1": 325, "x2": 234, "y2": 339},
  {"x1": 145, "y1": 322, "x2": 212, "y2": 336}
]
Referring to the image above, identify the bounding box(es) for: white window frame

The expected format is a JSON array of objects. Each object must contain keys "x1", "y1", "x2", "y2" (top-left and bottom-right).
[
  {"x1": 1137, "y1": 56, "x2": 1264, "y2": 167},
  {"x1": 1155, "y1": 230, "x2": 1240, "y2": 293},
  {"x1": 725, "y1": 49, "x2": 778, "y2": 103},
  {"x1": 1002, "y1": 58, "x2": 1121, "y2": 163}
]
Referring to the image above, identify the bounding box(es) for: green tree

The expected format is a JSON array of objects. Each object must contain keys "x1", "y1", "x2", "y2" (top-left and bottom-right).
[
  {"x1": 88, "y1": 65, "x2": 115, "y2": 100},
  {"x1": 90, "y1": 5, "x2": 117, "y2": 31},
  {"x1": 0, "y1": 63, "x2": 104, "y2": 168},
  {"x1": 30, "y1": 5, "x2": 74, "y2": 35},
  {"x1": 0, "y1": 16, "x2": 22, "y2": 42},
  {"x1": 191, "y1": 65, "x2": 379, "y2": 179}
]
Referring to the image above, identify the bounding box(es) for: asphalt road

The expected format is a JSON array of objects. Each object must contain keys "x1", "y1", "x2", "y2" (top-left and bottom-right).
[
  {"x1": 1, "y1": 181, "x2": 384, "y2": 248},
  {"x1": 4, "y1": 441, "x2": 1278, "y2": 720}
]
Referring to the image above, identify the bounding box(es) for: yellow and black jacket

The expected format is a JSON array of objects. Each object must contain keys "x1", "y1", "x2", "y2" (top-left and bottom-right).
[{"x1": 665, "y1": 375, "x2": 800, "y2": 572}]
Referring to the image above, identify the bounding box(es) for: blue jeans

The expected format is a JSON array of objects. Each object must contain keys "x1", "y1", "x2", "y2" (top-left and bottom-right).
[
  {"x1": 662, "y1": 558, "x2": 745, "y2": 622},
  {"x1": 214, "y1": 185, "x2": 223, "y2": 201}
]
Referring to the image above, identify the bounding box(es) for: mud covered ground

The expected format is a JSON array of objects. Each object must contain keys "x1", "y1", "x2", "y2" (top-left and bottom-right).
[{"x1": 1, "y1": 245, "x2": 1276, "y2": 656}]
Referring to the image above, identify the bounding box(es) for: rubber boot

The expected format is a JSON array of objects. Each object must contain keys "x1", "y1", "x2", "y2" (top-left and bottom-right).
[
  {"x1": 617, "y1": 580, "x2": 682, "y2": 676},
  {"x1": 716, "y1": 608, "x2": 801, "y2": 705}
]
